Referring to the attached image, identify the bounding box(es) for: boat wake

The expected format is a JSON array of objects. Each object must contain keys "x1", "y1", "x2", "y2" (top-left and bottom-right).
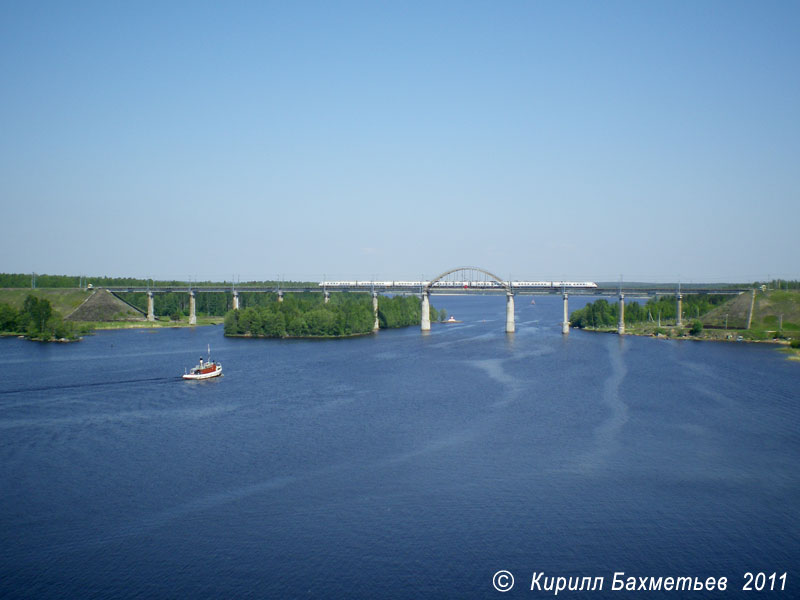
[{"x1": 0, "y1": 376, "x2": 175, "y2": 396}]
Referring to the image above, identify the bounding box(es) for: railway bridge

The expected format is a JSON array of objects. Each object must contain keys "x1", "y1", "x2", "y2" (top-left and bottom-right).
[{"x1": 104, "y1": 266, "x2": 751, "y2": 334}]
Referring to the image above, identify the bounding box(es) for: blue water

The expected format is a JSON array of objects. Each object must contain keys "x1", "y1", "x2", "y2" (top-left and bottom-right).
[{"x1": 1, "y1": 295, "x2": 798, "y2": 598}]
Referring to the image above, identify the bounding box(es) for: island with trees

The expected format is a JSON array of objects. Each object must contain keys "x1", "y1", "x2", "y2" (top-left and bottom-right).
[{"x1": 224, "y1": 293, "x2": 445, "y2": 338}]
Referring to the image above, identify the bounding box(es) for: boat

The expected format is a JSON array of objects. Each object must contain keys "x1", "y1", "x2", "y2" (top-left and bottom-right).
[
  {"x1": 445, "y1": 315, "x2": 462, "y2": 323},
  {"x1": 183, "y1": 345, "x2": 222, "y2": 380}
]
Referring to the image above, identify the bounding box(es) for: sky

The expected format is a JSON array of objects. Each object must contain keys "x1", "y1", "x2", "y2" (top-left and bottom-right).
[{"x1": 1, "y1": 1, "x2": 798, "y2": 283}]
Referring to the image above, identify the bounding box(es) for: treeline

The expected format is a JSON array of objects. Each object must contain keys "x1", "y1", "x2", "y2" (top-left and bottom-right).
[
  {"x1": 116, "y1": 292, "x2": 233, "y2": 319},
  {"x1": 224, "y1": 294, "x2": 445, "y2": 338},
  {"x1": 570, "y1": 294, "x2": 730, "y2": 329},
  {"x1": 1, "y1": 273, "x2": 195, "y2": 288},
  {"x1": 0, "y1": 273, "x2": 316, "y2": 289},
  {"x1": 0, "y1": 296, "x2": 83, "y2": 340}
]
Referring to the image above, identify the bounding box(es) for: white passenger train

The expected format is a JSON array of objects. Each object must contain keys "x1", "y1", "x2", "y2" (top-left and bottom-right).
[{"x1": 319, "y1": 281, "x2": 598, "y2": 289}]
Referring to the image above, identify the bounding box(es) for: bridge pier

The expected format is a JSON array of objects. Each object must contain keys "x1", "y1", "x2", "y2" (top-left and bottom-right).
[
  {"x1": 506, "y1": 293, "x2": 515, "y2": 334},
  {"x1": 147, "y1": 291, "x2": 155, "y2": 322},
  {"x1": 372, "y1": 292, "x2": 379, "y2": 332},
  {"x1": 421, "y1": 292, "x2": 431, "y2": 332},
  {"x1": 676, "y1": 294, "x2": 683, "y2": 327},
  {"x1": 618, "y1": 293, "x2": 625, "y2": 334},
  {"x1": 562, "y1": 293, "x2": 569, "y2": 334},
  {"x1": 232, "y1": 291, "x2": 239, "y2": 311},
  {"x1": 189, "y1": 291, "x2": 197, "y2": 325}
]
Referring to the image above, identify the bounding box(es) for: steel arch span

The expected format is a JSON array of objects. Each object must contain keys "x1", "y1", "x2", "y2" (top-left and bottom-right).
[{"x1": 425, "y1": 266, "x2": 511, "y2": 293}]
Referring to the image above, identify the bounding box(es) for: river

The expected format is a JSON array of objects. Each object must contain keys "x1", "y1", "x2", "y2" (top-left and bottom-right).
[{"x1": 1, "y1": 294, "x2": 798, "y2": 598}]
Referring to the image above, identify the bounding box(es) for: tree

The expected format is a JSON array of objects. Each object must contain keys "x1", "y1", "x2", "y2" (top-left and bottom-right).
[
  {"x1": 22, "y1": 295, "x2": 53, "y2": 336},
  {"x1": 0, "y1": 303, "x2": 21, "y2": 332}
]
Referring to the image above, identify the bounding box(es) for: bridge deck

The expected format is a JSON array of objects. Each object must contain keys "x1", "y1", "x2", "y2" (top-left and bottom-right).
[{"x1": 103, "y1": 286, "x2": 750, "y2": 297}]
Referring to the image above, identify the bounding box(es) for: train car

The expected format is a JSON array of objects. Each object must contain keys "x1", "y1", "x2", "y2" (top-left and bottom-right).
[
  {"x1": 511, "y1": 281, "x2": 551, "y2": 288},
  {"x1": 552, "y1": 281, "x2": 599, "y2": 288},
  {"x1": 322, "y1": 281, "x2": 358, "y2": 287}
]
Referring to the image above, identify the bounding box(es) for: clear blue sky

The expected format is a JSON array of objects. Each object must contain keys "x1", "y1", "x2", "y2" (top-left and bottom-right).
[{"x1": 2, "y1": 1, "x2": 798, "y2": 283}]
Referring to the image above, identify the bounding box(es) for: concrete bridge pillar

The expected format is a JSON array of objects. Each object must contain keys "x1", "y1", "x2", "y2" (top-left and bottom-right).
[
  {"x1": 147, "y1": 291, "x2": 155, "y2": 322},
  {"x1": 420, "y1": 292, "x2": 431, "y2": 332},
  {"x1": 618, "y1": 293, "x2": 625, "y2": 334},
  {"x1": 506, "y1": 292, "x2": 515, "y2": 334},
  {"x1": 676, "y1": 294, "x2": 683, "y2": 327},
  {"x1": 232, "y1": 291, "x2": 239, "y2": 311},
  {"x1": 277, "y1": 291, "x2": 284, "y2": 303},
  {"x1": 189, "y1": 291, "x2": 197, "y2": 325},
  {"x1": 372, "y1": 292, "x2": 379, "y2": 332},
  {"x1": 324, "y1": 291, "x2": 330, "y2": 304},
  {"x1": 562, "y1": 293, "x2": 569, "y2": 334}
]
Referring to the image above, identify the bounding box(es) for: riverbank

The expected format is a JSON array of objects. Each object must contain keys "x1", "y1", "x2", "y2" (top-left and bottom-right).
[
  {"x1": 576, "y1": 323, "x2": 791, "y2": 343},
  {"x1": 226, "y1": 330, "x2": 374, "y2": 340},
  {"x1": 573, "y1": 323, "x2": 799, "y2": 363},
  {"x1": 0, "y1": 331, "x2": 81, "y2": 342},
  {"x1": 1, "y1": 317, "x2": 223, "y2": 342},
  {"x1": 86, "y1": 317, "x2": 224, "y2": 331}
]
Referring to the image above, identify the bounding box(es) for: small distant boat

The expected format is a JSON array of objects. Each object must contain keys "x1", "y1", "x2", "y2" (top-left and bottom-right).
[
  {"x1": 530, "y1": 298, "x2": 536, "y2": 305},
  {"x1": 183, "y1": 345, "x2": 222, "y2": 380},
  {"x1": 445, "y1": 315, "x2": 462, "y2": 323}
]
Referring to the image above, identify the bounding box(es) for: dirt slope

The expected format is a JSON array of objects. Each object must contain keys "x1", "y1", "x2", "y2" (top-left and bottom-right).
[{"x1": 66, "y1": 289, "x2": 146, "y2": 321}]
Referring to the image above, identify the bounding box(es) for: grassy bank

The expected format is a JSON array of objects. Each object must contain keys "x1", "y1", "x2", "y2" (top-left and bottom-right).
[
  {"x1": 702, "y1": 289, "x2": 800, "y2": 333},
  {"x1": 85, "y1": 316, "x2": 224, "y2": 330},
  {"x1": 0, "y1": 288, "x2": 91, "y2": 316}
]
